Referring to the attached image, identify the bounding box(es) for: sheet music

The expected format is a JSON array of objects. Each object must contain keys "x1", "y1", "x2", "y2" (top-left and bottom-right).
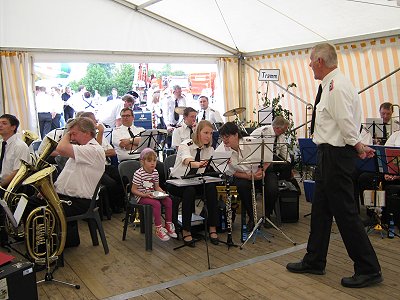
[
  {"x1": 0, "y1": 199, "x2": 17, "y2": 228},
  {"x1": 167, "y1": 176, "x2": 223, "y2": 187}
]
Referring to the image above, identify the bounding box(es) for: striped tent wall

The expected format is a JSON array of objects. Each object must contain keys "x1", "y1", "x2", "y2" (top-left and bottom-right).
[{"x1": 220, "y1": 35, "x2": 399, "y2": 138}]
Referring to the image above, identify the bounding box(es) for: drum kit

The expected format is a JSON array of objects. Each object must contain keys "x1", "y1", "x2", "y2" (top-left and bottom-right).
[{"x1": 174, "y1": 106, "x2": 248, "y2": 134}]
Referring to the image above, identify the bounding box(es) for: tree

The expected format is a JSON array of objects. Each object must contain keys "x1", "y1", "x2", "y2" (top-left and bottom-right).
[
  {"x1": 80, "y1": 64, "x2": 110, "y2": 96},
  {"x1": 109, "y1": 64, "x2": 135, "y2": 95}
]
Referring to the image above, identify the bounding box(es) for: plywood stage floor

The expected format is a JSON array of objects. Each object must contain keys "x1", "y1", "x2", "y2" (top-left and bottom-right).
[{"x1": 12, "y1": 183, "x2": 400, "y2": 300}]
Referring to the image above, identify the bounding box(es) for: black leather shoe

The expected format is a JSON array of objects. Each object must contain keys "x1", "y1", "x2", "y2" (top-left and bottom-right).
[
  {"x1": 341, "y1": 273, "x2": 383, "y2": 288},
  {"x1": 209, "y1": 232, "x2": 219, "y2": 245},
  {"x1": 286, "y1": 261, "x2": 325, "y2": 275},
  {"x1": 183, "y1": 235, "x2": 195, "y2": 248}
]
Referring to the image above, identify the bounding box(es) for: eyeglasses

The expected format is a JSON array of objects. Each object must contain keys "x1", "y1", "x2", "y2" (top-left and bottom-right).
[
  {"x1": 121, "y1": 114, "x2": 133, "y2": 118},
  {"x1": 221, "y1": 135, "x2": 231, "y2": 140}
]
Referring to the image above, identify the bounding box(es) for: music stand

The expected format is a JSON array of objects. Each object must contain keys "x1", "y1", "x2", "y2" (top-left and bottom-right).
[
  {"x1": 258, "y1": 107, "x2": 273, "y2": 126},
  {"x1": 171, "y1": 155, "x2": 228, "y2": 269},
  {"x1": 237, "y1": 137, "x2": 296, "y2": 249},
  {"x1": 129, "y1": 129, "x2": 167, "y2": 158},
  {"x1": 364, "y1": 118, "x2": 385, "y2": 144},
  {"x1": 359, "y1": 145, "x2": 400, "y2": 238}
]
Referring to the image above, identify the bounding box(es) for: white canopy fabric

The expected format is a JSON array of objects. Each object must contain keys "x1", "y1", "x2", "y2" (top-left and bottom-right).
[
  {"x1": 0, "y1": 0, "x2": 399, "y2": 133},
  {"x1": 1, "y1": 0, "x2": 399, "y2": 59}
]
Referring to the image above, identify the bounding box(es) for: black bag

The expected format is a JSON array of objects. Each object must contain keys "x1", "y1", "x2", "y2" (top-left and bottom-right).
[{"x1": 278, "y1": 180, "x2": 299, "y2": 223}]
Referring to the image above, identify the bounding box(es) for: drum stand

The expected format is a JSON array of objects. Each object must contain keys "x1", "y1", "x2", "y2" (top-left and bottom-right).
[{"x1": 36, "y1": 206, "x2": 80, "y2": 289}]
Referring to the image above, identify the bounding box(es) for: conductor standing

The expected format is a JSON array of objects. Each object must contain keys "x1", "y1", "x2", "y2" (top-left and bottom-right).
[{"x1": 286, "y1": 43, "x2": 382, "y2": 288}]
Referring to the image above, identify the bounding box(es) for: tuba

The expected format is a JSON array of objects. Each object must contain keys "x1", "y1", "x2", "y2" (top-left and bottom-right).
[
  {"x1": 23, "y1": 165, "x2": 67, "y2": 263},
  {"x1": 22, "y1": 130, "x2": 39, "y2": 147},
  {"x1": 3, "y1": 136, "x2": 58, "y2": 238}
]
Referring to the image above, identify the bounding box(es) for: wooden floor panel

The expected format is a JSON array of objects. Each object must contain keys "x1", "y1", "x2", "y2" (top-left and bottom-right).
[{"x1": 10, "y1": 182, "x2": 396, "y2": 299}]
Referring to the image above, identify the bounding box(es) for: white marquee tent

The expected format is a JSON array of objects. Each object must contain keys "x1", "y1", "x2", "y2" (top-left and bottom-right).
[{"x1": 1, "y1": 0, "x2": 399, "y2": 134}]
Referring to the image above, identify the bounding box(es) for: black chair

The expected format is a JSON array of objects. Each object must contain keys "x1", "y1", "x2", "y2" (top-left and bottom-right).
[
  {"x1": 55, "y1": 155, "x2": 111, "y2": 220},
  {"x1": 118, "y1": 160, "x2": 153, "y2": 251},
  {"x1": 64, "y1": 181, "x2": 110, "y2": 254}
]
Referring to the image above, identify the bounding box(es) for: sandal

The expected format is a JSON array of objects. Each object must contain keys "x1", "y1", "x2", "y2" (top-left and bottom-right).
[
  {"x1": 183, "y1": 235, "x2": 195, "y2": 248},
  {"x1": 209, "y1": 232, "x2": 219, "y2": 245}
]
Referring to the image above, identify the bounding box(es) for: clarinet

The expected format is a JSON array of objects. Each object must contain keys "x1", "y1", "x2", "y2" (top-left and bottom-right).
[
  {"x1": 225, "y1": 178, "x2": 234, "y2": 246},
  {"x1": 251, "y1": 170, "x2": 258, "y2": 226}
]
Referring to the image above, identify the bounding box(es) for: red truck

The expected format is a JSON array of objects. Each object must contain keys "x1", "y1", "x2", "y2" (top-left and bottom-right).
[{"x1": 188, "y1": 72, "x2": 216, "y2": 99}]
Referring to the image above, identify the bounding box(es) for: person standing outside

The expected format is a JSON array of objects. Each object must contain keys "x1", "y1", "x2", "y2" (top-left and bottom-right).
[
  {"x1": 163, "y1": 85, "x2": 186, "y2": 147},
  {"x1": 286, "y1": 43, "x2": 382, "y2": 288},
  {"x1": 62, "y1": 86, "x2": 74, "y2": 121}
]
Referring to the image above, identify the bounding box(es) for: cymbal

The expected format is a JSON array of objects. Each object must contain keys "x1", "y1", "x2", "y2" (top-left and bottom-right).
[
  {"x1": 223, "y1": 107, "x2": 246, "y2": 117},
  {"x1": 174, "y1": 106, "x2": 186, "y2": 115}
]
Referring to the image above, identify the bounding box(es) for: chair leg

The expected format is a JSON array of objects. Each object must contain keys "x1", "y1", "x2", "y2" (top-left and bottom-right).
[
  {"x1": 94, "y1": 211, "x2": 110, "y2": 254},
  {"x1": 143, "y1": 205, "x2": 153, "y2": 251},
  {"x1": 274, "y1": 197, "x2": 282, "y2": 226},
  {"x1": 122, "y1": 204, "x2": 132, "y2": 241},
  {"x1": 88, "y1": 219, "x2": 99, "y2": 246}
]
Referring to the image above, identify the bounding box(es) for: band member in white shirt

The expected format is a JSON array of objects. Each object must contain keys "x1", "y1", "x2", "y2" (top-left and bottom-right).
[
  {"x1": 197, "y1": 95, "x2": 224, "y2": 124},
  {"x1": 112, "y1": 107, "x2": 144, "y2": 162},
  {"x1": 171, "y1": 107, "x2": 197, "y2": 149},
  {"x1": 167, "y1": 120, "x2": 219, "y2": 247}
]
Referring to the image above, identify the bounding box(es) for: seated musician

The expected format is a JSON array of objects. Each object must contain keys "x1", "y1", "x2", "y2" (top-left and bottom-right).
[
  {"x1": 171, "y1": 107, "x2": 197, "y2": 150},
  {"x1": 216, "y1": 122, "x2": 270, "y2": 231},
  {"x1": 80, "y1": 112, "x2": 125, "y2": 213},
  {"x1": 0, "y1": 114, "x2": 30, "y2": 189},
  {"x1": 359, "y1": 130, "x2": 400, "y2": 207},
  {"x1": 112, "y1": 107, "x2": 144, "y2": 162},
  {"x1": 55, "y1": 117, "x2": 105, "y2": 217},
  {"x1": 167, "y1": 120, "x2": 219, "y2": 247},
  {"x1": 250, "y1": 116, "x2": 296, "y2": 226}
]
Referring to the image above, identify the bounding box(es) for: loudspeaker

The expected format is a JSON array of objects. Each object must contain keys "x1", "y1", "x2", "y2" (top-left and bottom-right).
[
  {"x1": 279, "y1": 190, "x2": 299, "y2": 223},
  {"x1": 0, "y1": 261, "x2": 37, "y2": 300}
]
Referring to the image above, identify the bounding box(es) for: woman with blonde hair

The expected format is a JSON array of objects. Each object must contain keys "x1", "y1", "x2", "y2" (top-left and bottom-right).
[{"x1": 168, "y1": 120, "x2": 219, "y2": 247}]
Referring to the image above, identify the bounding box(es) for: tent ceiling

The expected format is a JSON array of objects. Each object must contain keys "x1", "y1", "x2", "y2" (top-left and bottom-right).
[
  {"x1": 126, "y1": 0, "x2": 400, "y2": 54},
  {"x1": 1, "y1": 0, "x2": 399, "y2": 60}
]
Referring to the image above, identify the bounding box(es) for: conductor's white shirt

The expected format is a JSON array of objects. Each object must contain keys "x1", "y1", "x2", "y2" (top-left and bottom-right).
[{"x1": 313, "y1": 68, "x2": 361, "y2": 147}]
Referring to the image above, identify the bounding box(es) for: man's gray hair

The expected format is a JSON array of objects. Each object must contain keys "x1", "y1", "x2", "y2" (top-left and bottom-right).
[
  {"x1": 312, "y1": 43, "x2": 338, "y2": 68},
  {"x1": 67, "y1": 117, "x2": 96, "y2": 138},
  {"x1": 272, "y1": 116, "x2": 290, "y2": 129}
]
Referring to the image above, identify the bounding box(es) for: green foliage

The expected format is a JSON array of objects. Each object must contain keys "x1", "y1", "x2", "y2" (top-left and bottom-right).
[
  {"x1": 80, "y1": 64, "x2": 110, "y2": 96},
  {"x1": 109, "y1": 64, "x2": 135, "y2": 95},
  {"x1": 255, "y1": 83, "x2": 298, "y2": 151}
]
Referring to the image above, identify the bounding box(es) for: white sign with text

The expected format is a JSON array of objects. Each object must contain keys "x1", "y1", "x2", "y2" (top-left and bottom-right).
[{"x1": 258, "y1": 69, "x2": 280, "y2": 81}]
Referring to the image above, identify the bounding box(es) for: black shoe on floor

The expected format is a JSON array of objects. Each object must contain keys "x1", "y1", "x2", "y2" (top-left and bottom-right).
[
  {"x1": 341, "y1": 273, "x2": 383, "y2": 288},
  {"x1": 286, "y1": 261, "x2": 325, "y2": 275}
]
